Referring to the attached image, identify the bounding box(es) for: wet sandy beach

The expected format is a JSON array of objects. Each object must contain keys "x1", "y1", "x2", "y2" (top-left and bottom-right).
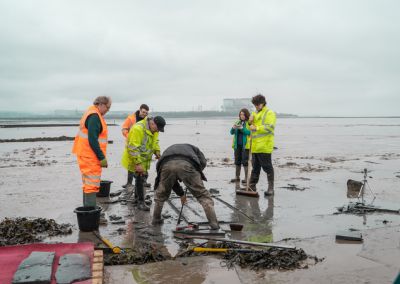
[{"x1": 1, "y1": 117, "x2": 400, "y2": 283}]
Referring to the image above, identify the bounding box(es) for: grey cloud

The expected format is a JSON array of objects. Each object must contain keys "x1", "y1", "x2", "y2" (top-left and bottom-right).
[{"x1": 0, "y1": 0, "x2": 399, "y2": 115}]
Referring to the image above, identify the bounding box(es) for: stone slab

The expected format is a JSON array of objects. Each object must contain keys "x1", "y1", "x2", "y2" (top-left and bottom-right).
[
  {"x1": 12, "y1": 251, "x2": 55, "y2": 284},
  {"x1": 55, "y1": 253, "x2": 91, "y2": 284},
  {"x1": 336, "y1": 230, "x2": 363, "y2": 242}
]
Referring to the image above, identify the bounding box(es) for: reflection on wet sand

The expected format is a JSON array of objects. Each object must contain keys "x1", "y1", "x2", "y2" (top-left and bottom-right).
[{"x1": 233, "y1": 183, "x2": 274, "y2": 243}]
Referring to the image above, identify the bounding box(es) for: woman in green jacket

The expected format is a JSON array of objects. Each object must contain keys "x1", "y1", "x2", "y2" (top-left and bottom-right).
[{"x1": 230, "y1": 108, "x2": 251, "y2": 184}]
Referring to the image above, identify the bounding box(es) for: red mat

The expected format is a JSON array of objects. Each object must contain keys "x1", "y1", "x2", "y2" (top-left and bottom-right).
[{"x1": 0, "y1": 242, "x2": 94, "y2": 284}]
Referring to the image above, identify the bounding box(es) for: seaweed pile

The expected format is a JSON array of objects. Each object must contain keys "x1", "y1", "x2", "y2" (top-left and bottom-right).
[
  {"x1": 336, "y1": 203, "x2": 400, "y2": 215},
  {"x1": 0, "y1": 217, "x2": 72, "y2": 246},
  {"x1": 104, "y1": 244, "x2": 169, "y2": 265},
  {"x1": 222, "y1": 247, "x2": 312, "y2": 270},
  {"x1": 176, "y1": 241, "x2": 324, "y2": 270}
]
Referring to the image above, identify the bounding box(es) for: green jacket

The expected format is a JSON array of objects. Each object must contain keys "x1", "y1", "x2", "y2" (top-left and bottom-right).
[
  {"x1": 251, "y1": 106, "x2": 276, "y2": 153},
  {"x1": 121, "y1": 117, "x2": 160, "y2": 173},
  {"x1": 230, "y1": 120, "x2": 251, "y2": 150}
]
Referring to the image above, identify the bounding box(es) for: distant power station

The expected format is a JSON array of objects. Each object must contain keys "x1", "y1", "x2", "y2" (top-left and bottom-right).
[{"x1": 222, "y1": 98, "x2": 254, "y2": 112}]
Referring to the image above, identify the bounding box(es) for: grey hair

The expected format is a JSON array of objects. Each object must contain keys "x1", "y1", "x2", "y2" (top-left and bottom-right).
[{"x1": 93, "y1": 96, "x2": 111, "y2": 106}]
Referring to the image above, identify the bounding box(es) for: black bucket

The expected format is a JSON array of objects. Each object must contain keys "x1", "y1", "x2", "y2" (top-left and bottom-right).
[
  {"x1": 74, "y1": 206, "x2": 102, "y2": 232},
  {"x1": 97, "y1": 180, "x2": 113, "y2": 197}
]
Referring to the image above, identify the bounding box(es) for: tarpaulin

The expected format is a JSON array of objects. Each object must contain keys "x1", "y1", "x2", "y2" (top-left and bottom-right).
[{"x1": 0, "y1": 242, "x2": 94, "y2": 284}]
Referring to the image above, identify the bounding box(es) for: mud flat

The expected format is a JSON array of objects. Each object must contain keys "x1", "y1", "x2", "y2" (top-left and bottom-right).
[
  {"x1": 1, "y1": 117, "x2": 400, "y2": 283},
  {"x1": 0, "y1": 123, "x2": 118, "y2": 128},
  {"x1": 0, "y1": 136, "x2": 74, "y2": 143}
]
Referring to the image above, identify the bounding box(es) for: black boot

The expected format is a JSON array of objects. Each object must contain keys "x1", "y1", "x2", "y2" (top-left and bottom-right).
[
  {"x1": 123, "y1": 171, "x2": 135, "y2": 188},
  {"x1": 230, "y1": 165, "x2": 241, "y2": 183},
  {"x1": 138, "y1": 201, "x2": 150, "y2": 211},
  {"x1": 241, "y1": 166, "x2": 249, "y2": 185},
  {"x1": 265, "y1": 173, "x2": 274, "y2": 196},
  {"x1": 248, "y1": 172, "x2": 258, "y2": 191},
  {"x1": 135, "y1": 175, "x2": 148, "y2": 210}
]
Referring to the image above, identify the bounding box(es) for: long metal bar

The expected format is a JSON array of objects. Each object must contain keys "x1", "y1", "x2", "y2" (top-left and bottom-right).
[
  {"x1": 174, "y1": 234, "x2": 296, "y2": 249},
  {"x1": 167, "y1": 199, "x2": 189, "y2": 223},
  {"x1": 212, "y1": 195, "x2": 256, "y2": 222},
  {"x1": 177, "y1": 187, "x2": 188, "y2": 225}
]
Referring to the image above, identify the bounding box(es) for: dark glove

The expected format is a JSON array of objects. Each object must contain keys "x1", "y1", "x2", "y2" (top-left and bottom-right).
[{"x1": 100, "y1": 158, "x2": 108, "y2": 168}]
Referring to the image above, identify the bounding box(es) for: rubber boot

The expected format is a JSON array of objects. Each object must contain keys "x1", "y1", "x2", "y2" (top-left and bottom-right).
[
  {"x1": 230, "y1": 165, "x2": 241, "y2": 183},
  {"x1": 241, "y1": 166, "x2": 248, "y2": 185},
  {"x1": 200, "y1": 201, "x2": 219, "y2": 230},
  {"x1": 136, "y1": 175, "x2": 149, "y2": 211},
  {"x1": 135, "y1": 175, "x2": 145, "y2": 205},
  {"x1": 152, "y1": 201, "x2": 164, "y2": 225},
  {"x1": 138, "y1": 201, "x2": 150, "y2": 211},
  {"x1": 123, "y1": 171, "x2": 134, "y2": 188},
  {"x1": 248, "y1": 173, "x2": 258, "y2": 191},
  {"x1": 264, "y1": 173, "x2": 274, "y2": 196},
  {"x1": 83, "y1": 192, "x2": 96, "y2": 207},
  {"x1": 143, "y1": 175, "x2": 152, "y2": 188}
]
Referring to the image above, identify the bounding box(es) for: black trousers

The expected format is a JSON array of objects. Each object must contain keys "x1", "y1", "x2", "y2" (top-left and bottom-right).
[
  {"x1": 250, "y1": 153, "x2": 274, "y2": 184},
  {"x1": 234, "y1": 148, "x2": 249, "y2": 166}
]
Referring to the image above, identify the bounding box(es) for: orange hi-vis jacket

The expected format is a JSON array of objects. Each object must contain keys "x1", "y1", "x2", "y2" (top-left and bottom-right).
[
  {"x1": 121, "y1": 113, "x2": 137, "y2": 138},
  {"x1": 72, "y1": 105, "x2": 108, "y2": 160}
]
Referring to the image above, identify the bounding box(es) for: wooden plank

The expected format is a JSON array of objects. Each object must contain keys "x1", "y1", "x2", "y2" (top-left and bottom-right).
[
  {"x1": 92, "y1": 279, "x2": 103, "y2": 284},
  {"x1": 92, "y1": 250, "x2": 103, "y2": 284},
  {"x1": 94, "y1": 250, "x2": 103, "y2": 257},
  {"x1": 92, "y1": 270, "x2": 103, "y2": 279},
  {"x1": 92, "y1": 262, "x2": 103, "y2": 272},
  {"x1": 173, "y1": 229, "x2": 226, "y2": 237}
]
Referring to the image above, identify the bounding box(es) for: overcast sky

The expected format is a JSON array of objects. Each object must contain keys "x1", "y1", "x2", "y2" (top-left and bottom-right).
[{"x1": 0, "y1": 1, "x2": 399, "y2": 116}]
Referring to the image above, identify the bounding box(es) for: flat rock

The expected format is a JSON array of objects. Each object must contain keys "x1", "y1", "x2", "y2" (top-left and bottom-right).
[
  {"x1": 55, "y1": 253, "x2": 91, "y2": 284},
  {"x1": 336, "y1": 230, "x2": 363, "y2": 242},
  {"x1": 12, "y1": 251, "x2": 55, "y2": 284}
]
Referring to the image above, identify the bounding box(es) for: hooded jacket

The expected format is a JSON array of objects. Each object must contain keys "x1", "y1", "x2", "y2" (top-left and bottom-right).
[{"x1": 154, "y1": 144, "x2": 207, "y2": 194}]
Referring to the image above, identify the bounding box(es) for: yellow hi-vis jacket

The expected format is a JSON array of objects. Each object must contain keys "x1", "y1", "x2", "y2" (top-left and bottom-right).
[
  {"x1": 121, "y1": 117, "x2": 160, "y2": 173},
  {"x1": 251, "y1": 106, "x2": 276, "y2": 153}
]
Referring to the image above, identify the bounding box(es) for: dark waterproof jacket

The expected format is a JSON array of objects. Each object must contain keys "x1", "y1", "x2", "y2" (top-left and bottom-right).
[{"x1": 154, "y1": 144, "x2": 208, "y2": 195}]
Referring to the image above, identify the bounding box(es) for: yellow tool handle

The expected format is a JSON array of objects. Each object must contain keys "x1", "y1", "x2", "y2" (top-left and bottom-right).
[
  {"x1": 100, "y1": 236, "x2": 121, "y2": 254},
  {"x1": 193, "y1": 247, "x2": 228, "y2": 253}
]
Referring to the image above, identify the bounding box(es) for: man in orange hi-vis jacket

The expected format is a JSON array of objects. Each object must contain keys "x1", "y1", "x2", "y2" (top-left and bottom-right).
[
  {"x1": 72, "y1": 96, "x2": 112, "y2": 207},
  {"x1": 121, "y1": 104, "x2": 149, "y2": 188}
]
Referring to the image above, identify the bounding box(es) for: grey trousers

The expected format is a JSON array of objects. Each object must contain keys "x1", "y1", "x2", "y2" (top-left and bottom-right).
[
  {"x1": 155, "y1": 160, "x2": 211, "y2": 203},
  {"x1": 154, "y1": 160, "x2": 218, "y2": 228}
]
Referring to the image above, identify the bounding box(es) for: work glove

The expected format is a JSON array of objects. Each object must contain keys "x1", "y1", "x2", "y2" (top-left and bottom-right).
[
  {"x1": 135, "y1": 164, "x2": 144, "y2": 175},
  {"x1": 100, "y1": 158, "x2": 108, "y2": 168},
  {"x1": 180, "y1": 195, "x2": 187, "y2": 205}
]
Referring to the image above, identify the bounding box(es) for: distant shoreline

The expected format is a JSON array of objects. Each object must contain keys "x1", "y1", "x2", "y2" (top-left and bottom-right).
[
  {"x1": 0, "y1": 111, "x2": 399, "y2": 120},
  {"x1": 1, "y1": 115, "x2": 399, "y2": 120},
  {"x1": 0, "y1": 111, "x2": 297, "y2": 120}
]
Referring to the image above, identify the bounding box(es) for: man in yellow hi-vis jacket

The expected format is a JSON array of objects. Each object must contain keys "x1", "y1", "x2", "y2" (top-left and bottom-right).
[
  {"x1": 249, "y1": 94, "x2": 276, "y2": 196},
  {"x1": 121, "y1": 116, "x2": 166, "y2": 211}
]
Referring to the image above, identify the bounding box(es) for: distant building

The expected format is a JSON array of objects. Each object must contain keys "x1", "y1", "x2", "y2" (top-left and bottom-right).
[{"x1": 222, "y1": 98, "x2": 253, "y2": 112}]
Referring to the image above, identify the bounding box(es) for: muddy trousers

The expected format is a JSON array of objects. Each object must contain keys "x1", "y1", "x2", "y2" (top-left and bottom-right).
[
  {"x1": 153, "y1": 160, "x2": 219, "y2": 229},
  {"x1": 250, "y1": 153, "x2": 274, "y2": 191}
]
